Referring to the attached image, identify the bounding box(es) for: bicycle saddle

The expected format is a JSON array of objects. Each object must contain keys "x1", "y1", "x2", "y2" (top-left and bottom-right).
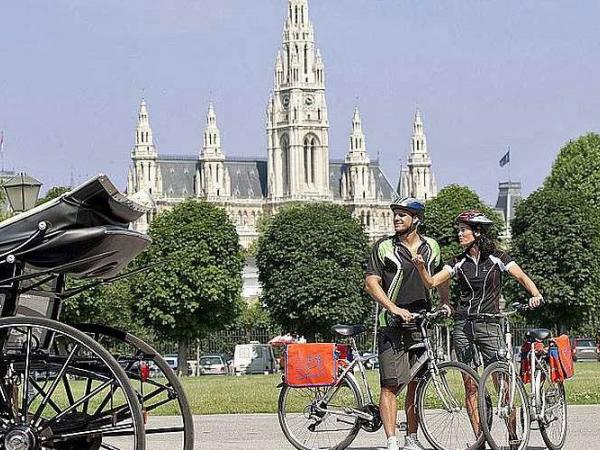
[
  {"x1": 526, "y1": 328, "x2": 551, "y2": 342},
  {"x1": 330, "y1": 324, "x2": 368, "y2": 337}
]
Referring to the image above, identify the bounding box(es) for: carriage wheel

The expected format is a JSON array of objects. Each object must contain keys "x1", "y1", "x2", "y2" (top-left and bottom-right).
[
  {"x1": 73, "y1": 323, "x2": 194, "y2": 450},
  {"x1": 0, "y1": 316, "x2": 145, "y2": 450}
]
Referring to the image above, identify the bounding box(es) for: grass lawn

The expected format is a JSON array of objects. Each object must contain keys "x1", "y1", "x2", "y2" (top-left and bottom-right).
[{"x1": 176, "y1": 362, "x2": 600, "y2": 415}]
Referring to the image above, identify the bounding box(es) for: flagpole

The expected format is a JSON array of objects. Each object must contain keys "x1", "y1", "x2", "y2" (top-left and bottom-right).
[
  {"x1": 506, "y1": 145, "x2": 511, "y2": 236},
  {"x1": 507, "y1": 145, "x2": 511, "y2": 183}
]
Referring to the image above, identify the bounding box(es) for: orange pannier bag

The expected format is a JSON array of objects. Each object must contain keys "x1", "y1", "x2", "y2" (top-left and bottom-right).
[
  {"x1": 552, "y1": 335, "x2": 575, "y2": 380},
  {"x1": 285, "y1": 343, "x2": 338, "y2": 387}
]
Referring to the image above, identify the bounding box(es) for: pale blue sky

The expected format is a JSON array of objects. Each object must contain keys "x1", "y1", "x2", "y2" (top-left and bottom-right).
[{"x1": 1, "y1": 1, "x2": 599, "y2": 203}]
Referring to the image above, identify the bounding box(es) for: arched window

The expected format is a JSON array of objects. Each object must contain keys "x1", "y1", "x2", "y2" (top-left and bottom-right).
[
  {"x1": 281, "y1": 136, "x2": 289, "y2": 194},
  {"x1": 303, "y1": 137, "x2": 309, "y2": 184},
  {"x1": 310, "y1": 137, "x2": 317, "y2": 183}
]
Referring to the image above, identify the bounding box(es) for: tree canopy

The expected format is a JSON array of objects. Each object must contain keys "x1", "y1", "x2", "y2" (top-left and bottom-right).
[
  {"x1": 131, "y1": 200, "x2": 244, "y2": 372},
  {"x1": 256, "y1": 203, "x2": 371, "y2": 340},
  {"x1": 421, "y1": 184, "x2": 504, "y2": 264},
  {"x1": 545, "y1": 133, "x2": 600, "y2": 207},
  {"x1": 507, "y1": 187, "x2": 600, "y2": 332},
  {"x1": 508, "y1": 133, "x2": 600, "y2": 333},
  {"x1": 36, "y1": 186, "x2": 71, "y2": 205}
]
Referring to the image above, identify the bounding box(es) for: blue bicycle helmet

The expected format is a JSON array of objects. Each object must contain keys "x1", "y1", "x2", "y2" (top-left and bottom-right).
[{"x1": 390, "y1": 197, "x2": 425, "y2": 223}]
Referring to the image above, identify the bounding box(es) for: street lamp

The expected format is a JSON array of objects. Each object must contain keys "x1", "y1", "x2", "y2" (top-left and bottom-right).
[{"x1": 3, "y1": 172, "x2": 42, "y2": 212}]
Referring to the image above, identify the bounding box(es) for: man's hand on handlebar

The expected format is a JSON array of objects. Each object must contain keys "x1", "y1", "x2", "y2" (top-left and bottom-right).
[
  {"x1": 528, "y1": 295, "x2": 543, "y2": 308},
  {"x1": 390, "y1": 305, "x2": 414, "y2": 323}
]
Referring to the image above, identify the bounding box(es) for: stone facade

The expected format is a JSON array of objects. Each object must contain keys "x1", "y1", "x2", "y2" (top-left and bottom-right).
[{"x1": 127, "y1": 0, "x2": 438, "y2": 246}]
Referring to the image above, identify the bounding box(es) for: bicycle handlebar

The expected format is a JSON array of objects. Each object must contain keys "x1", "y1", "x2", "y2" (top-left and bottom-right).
[{"x1": 467, "y1": 302, "x2": 531, "y2": 320}]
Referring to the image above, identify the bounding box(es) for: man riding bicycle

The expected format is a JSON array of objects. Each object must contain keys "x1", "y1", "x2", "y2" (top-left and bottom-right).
[{"x1": 365, "y1": 197, "x2": 449, "y2": 450}]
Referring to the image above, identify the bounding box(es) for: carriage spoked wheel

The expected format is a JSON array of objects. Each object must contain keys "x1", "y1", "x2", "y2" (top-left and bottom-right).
[
  {"x1": 73, "y1": 323, "x2": 194, "y2": 450},
  {"x1": 0, "y1": 316, "x2": 145, "y2": 450}
]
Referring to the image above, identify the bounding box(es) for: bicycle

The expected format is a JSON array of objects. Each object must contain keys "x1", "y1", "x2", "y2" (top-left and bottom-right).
[
  {"x1": 277, "y1": 309, "x2": 489, "y2": 450},
  {"x1": 477, "y1": 303, "x2": 568, "y2": 450}
]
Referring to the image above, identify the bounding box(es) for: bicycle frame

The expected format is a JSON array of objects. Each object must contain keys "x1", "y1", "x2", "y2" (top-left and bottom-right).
[{"x1": 313, "y1": 311, "x2": 452, "y2": 422}]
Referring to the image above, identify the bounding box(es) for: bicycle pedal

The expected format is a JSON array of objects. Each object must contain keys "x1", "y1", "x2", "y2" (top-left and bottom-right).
[{"x1": 396, "y1": 421, "x2": 407, "y2": 432}]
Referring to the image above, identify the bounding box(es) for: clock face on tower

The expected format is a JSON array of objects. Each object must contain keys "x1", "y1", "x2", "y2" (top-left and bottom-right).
[
  {"x1": 282, "y1": 95, "x2": 290, "y2": 109},
  {"x1": 304, "y1": 95, "x2": 314, "y2": 106}
]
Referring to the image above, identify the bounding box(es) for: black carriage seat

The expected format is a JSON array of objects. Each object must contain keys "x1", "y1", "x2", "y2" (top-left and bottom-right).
[
  {"x1": 526, "y1": 328, "x2": 552, "y2": 342},
  {"x1": 0, "y1": 174, "x2": 150, "y2": 279},
  {"x1": 331, "y1": 324, "x2": 368, "y2": 337}
]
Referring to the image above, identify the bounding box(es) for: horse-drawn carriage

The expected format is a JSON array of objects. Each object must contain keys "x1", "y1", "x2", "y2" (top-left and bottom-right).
[{"x1": 0, "y1": 175, "x2": 192, "y2": 450}]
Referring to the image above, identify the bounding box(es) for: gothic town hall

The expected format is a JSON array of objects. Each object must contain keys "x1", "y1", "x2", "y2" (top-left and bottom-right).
[{"x1": 127, "y1": 0, "x2": 438, "y2": 247}]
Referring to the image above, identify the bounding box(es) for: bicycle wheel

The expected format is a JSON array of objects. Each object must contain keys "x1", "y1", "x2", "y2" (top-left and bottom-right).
[
  {"x1": 74, "y1": 323, "x2": 194, "y2": 450},
  {"x1": 478, "y1": 361, "x2": 531, "y2": 450},
  {"x1": 417, "y1": 361, "x2": 487, "y2": 450},
  {"x1": 277, "y1": 373, "x2": 363, "y2": 450},
  {"x1": 539, "y1": 378, "x2": 567, "y2": 450},
  {"x1": 0, "y1": 316, "x2": 145, "y2": 450}
]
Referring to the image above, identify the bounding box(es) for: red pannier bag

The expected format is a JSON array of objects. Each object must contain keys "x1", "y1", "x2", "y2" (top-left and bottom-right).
[
  {"x1": 551, "y1": 335, "x2": 575, "y2": 381},
  {"x1": 285, "y1": 343, "x2": 338, "y2": 387},
  {"x1": 520, "y1": 341, "x2": 544, "y2": 384}
]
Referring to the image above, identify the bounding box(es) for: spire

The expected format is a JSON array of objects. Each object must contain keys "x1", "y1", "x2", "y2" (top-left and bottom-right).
[
  {"x1": 275, "y1": 0, "x2": 322, "y2": 88},
  {"x1": 405, "y1": 108, "x2": 437, "y2": 201},
  {"x1": 201, "y1": 102, "x2": 224, "y2": 159},
  {"x1": 345, "y1": 107, "x2": 369, "y2": 164},
  {"x1": 134, "y1": 98, "x2": 156, "y2": 153},
  {"x1": 411, "y1": 108, "x2": 427, "y2": 155},
  {"x1": 132, "y1": 98, "x2": 157, "y2": 159}
]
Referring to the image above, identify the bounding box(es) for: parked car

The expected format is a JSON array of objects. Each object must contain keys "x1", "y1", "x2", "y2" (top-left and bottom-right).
[
  {"x1": 163, "y1": 354, "x2": 178, "y2": 371},
  {"x1": 198, "y1": 354, "x2": 230, "y2": 375},
  {"x1": 571, "y1": 337, "x2": 599, "y2": 361},
  {"x1": 233, "y1": 342, "x2": 277, "y2": 375}
]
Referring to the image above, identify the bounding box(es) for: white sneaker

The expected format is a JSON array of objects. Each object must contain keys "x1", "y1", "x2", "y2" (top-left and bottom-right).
[
  {"x1": 403, "y1": 435, "x2": 427, "y2": 450},
  {"x1": 386, "y1": 436, "x2": 400, "y2": 450}
]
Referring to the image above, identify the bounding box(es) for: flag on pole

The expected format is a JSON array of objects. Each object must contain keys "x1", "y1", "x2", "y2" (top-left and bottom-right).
[{"x1": 499, "y1": 149, "x2": 510, "y2": 167}]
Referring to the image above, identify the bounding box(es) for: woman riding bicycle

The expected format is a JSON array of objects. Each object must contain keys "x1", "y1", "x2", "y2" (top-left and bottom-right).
[{"x1": 413, "y1": 210, "x2": 543, "y2": 441}]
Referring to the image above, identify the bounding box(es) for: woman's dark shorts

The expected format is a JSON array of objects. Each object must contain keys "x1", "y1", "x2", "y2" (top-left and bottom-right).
[
  {"x1": 377, "y1": 325, "x2": 424, "y2": 388},
  {"x1": 453, "y1": 318, "x2": 504, "y2": 368}
]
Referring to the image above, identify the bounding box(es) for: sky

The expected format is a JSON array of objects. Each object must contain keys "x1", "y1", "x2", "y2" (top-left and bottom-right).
[{"x1": 1, "y1": 0, "x2": 599, "y2": 203}]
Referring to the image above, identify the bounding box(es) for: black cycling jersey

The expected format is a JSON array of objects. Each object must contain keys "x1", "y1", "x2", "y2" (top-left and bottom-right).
[
  {"x1": 444, "y1": 249, "x2": 515, "y2": 318},
  {"x1": 365, "y1": 234, "x2": 442, "y2": 326}
]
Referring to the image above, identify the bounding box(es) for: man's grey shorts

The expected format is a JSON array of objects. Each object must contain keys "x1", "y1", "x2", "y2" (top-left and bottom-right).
[
  {"x1": 377, "y1": 326, "x2": 424, "y2": 388},
  {"x1": 453, "y1": 319, "x2": 505, "y2": 368}
]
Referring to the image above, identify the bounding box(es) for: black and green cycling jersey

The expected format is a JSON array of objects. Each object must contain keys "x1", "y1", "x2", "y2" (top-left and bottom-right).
[{"x1": 365, "y1": 234, "x2": 442, "y2": 327}]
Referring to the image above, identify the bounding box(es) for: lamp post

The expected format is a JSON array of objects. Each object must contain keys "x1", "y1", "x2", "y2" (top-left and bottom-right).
[{"x1": 3, "y1": 172, "x2": 42, "y2": 213}]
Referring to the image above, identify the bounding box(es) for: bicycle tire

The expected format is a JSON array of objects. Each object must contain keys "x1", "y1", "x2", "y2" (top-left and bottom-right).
[
  {"x1": 539, "y1": 378, "x2": 568, "y2": 450},
  {"x1": 478, "y1": 361, "x2": 531, "y2": 450},
  {"x1": 417, "y1": 361, "x2": 487, "y2": 450},
  {"x1": 277, "y1": 373, "x2": 363, "y2": 450}
]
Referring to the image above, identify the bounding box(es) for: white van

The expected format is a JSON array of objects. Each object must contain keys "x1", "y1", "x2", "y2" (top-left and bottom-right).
[{"x1": 233, "y1": 342, "x2": 277, "y2": 375}]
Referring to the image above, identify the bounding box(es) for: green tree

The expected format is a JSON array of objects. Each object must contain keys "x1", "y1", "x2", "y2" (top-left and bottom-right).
[
  {"x1": 421, "y1": 184, "x2": 504, "y2": 264},
  {"x1": 256, "y1": 203, "x2": 371, "y2": 340},
  {"x1": 545, "y1": 133, "x2": 600, "y2": 207},
  {"x1": 509, "y1": 182, "x2": 600, "y2": 333},
  {"x1": 62, "y1": 279, "x2": 150, "y2": 340},
  {"x1": 131, "y1": 200, "x2": 244, "y2": 374},
  {"x1": 36, "y1": 186, "x2": 71, "y2": 205}
]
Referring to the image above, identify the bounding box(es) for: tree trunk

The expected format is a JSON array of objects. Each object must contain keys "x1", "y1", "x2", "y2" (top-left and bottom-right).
[{"x1": 177, "y1": 339, "x2": 189, "y2": 377}]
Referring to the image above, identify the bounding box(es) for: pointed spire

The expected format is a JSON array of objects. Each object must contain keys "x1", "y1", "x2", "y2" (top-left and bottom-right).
[
  {"x1": 352, "y1": 106, "x2": 362, "y2": 133},
  {"x1": 410, "y1": 108, "x2": 427, "y2": 155},
  {"x1": 201, "y1": 102, "x2": 224, "y2": 159},
  {"x1": 133, "y1": 98, "x2": 156, "y2": 156},
  {"x1": 345, "y1": 106, "x2": 369, "y2": 164}
]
